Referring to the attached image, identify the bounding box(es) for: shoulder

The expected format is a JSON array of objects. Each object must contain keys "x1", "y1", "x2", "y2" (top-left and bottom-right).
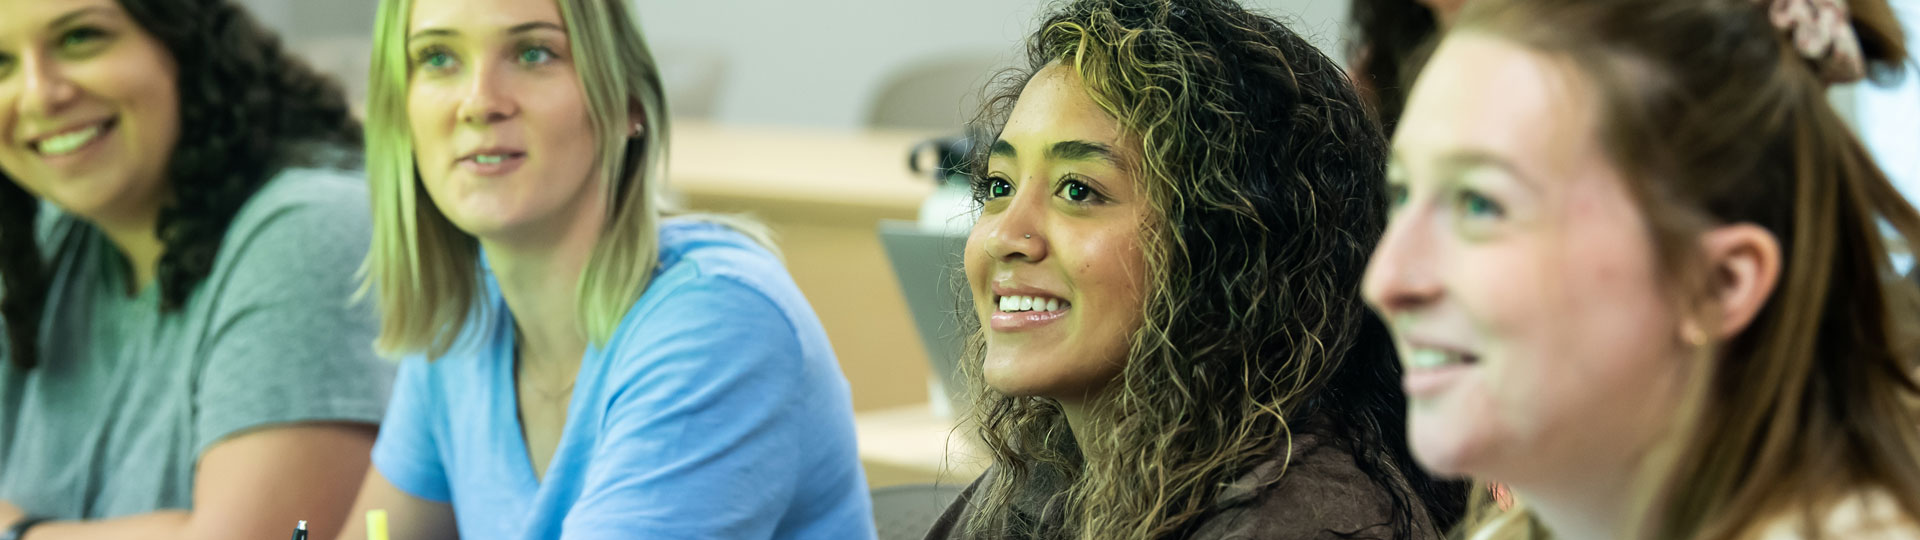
[
  {"x1": 1195, "y1": 432, "x2": 1434, "y2": 540},
  {"x1": 630, "y1": 219, "x2": 805, "y2": 334},
  {"x1": 1752, "y1": 489, "x2": 1920, "y2": 540},
  {"x1": 210, "y1": 165, "x2": 370, "y2": 277},
  {"x1": 228, "y1": 164, "x2": 370, "y2": 233}
]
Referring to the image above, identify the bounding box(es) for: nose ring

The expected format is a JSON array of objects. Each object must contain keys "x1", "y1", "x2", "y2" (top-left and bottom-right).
[{"x1": 1024, "y1": 234, "x2": 1031, "y2": 239}]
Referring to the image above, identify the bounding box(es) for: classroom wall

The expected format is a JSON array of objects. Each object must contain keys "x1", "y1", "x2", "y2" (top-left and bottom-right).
[{"x1": 243, "y1": 0, "x2": 1353, "y2": 129}]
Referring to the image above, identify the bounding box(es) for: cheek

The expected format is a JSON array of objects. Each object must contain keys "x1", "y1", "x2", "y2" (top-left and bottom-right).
[{"x1": 407, "y1": 86, "x2": 455, "y2": 157}]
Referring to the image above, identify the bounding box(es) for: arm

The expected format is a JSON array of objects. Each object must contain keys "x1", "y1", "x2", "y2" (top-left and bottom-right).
[
  {"x1": 2, "y1": 423, "x2": 374, "y2": 540},
  {"x1": 333, "y1": 468, "x2": 458, "y2": 540}
]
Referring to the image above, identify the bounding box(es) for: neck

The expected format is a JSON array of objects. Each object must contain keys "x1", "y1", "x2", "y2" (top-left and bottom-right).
[
  {"x1": 1057, "y1": 391, "x2": 1111, "y2": 467},
  {"x1": 482, "y1": 204, "x2": 606, "y2": 371},
  {"x1": 1509, "y1": 470, "x2": 1643, "y2": 540},
  {"x1": 95, "y1": 208, "x2": 165, "y2": 293}
]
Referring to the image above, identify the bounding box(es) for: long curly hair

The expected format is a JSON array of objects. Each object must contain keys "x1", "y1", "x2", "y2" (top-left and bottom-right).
[
  {"x1": 0, "y1": 0, "x2": 361, "y2": 369},
  {"x1": 1345, "y1": 0, "x2": 1439, "y2": 135},
  {"x1": 1447, "y1": 0, "x2": 1920, "y2": 538},
  {"x1": 955, "y1": 1, "x2": 1466, "y2": 538}
]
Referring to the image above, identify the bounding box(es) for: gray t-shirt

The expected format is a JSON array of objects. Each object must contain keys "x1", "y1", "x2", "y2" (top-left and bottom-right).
[{"x1": 0, "y1": 166, "x2": 392, "y2": 520}]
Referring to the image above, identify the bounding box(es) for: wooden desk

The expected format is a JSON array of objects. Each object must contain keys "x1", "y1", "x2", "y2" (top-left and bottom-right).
[
  {"x1": 667, "y1": 122, "x2": 942, "y2": 412},
  {"x1": 855, "y1": 403, "x2": 991, "y2": 488}
]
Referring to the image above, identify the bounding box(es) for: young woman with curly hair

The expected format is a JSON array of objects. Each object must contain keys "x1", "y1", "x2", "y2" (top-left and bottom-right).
[
  {"x1": 1369, "y1": 0, "x2": 1920, "y2": 537},
  {"x1": 923, "y1": 0, "x2": 1466, "y2": 538},
  {"x1": 0, "y1": 0, "x2": 387, "y2": 538}
]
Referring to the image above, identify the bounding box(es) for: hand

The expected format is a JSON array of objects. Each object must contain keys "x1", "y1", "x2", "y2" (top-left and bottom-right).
[{"x1": 0, "y1": 500, "x2": 24, "y2": 531}]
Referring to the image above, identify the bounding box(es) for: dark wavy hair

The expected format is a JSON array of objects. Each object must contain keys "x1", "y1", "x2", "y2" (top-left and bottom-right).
[
  {"x1": 0, "y1": 0, "x2": 361, "y2": 369},
  {"x1": 956, "y1": 0, "x2": 1467, "y2": 538},
  {"x1": 1346, "y1": 0, "x2": 1439, "y2": 135}
]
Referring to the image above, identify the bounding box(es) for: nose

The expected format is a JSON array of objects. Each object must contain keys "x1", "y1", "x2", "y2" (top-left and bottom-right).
[
  {"x1": 17, "y1": 52, "x2": 79, "y2": 119},
  {"x1": 1364, "y1": 205, "x2": 1445, "y2": 318},
  {"x1": 455, "y1": 63, "x2": 517, "y2": 126},
  {"x1": 979, "y1": 178, "x2": 1049, "y2": 263}
]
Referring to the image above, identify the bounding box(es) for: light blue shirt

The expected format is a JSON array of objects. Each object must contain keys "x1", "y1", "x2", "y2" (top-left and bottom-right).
[{"x1": 371, "y1": 221, "x2": 875, "y2": 540}]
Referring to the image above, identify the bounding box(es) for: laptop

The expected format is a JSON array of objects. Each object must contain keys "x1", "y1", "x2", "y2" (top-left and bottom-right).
[{"x1": 878, "y1": 220, "x2": 974, "y2": 414}]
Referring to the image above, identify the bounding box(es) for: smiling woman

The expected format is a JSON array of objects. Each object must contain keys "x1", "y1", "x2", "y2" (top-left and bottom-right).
[
  {"x1": 1368, "y1": 0, "x2": 1920, "y2": 538},
  {"x1": 341, "y1": 0, "x2": 875, "y2": 538},
  {"x1": 923, "y1": 0, "x2": 1467, "y2": 539},
  {"x1": 0, "y1": 0, "x2": 389, "y2": 539}
]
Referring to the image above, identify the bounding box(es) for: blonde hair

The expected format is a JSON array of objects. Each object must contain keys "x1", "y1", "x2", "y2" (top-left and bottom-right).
[{"x1": 360, "y1": 0, "x2": 768, "y2": 357}]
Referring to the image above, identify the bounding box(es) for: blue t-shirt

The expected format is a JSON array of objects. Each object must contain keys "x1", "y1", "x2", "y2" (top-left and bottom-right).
[{"x1": 370, "y1": 221, "x2": 876, "y2": 539}]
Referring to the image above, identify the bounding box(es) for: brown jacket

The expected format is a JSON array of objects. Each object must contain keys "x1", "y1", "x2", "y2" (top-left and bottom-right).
[{"x1": 922, "y1": 431, "x2": 1442, "y2": 540}]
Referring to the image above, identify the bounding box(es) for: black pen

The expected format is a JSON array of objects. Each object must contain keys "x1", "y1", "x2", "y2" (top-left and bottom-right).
[{"x1": 291, "y1": 520, "x2": 308, "y2": 540}]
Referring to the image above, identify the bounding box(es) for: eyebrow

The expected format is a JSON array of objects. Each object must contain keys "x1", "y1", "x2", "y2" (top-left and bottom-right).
[
  {"x1": 409, "y1": 21, "x2": 566, "y2": 41},
  {"x1": 1435, "y1": 149, "x2": 1540, "y2": 193},
  {"x1": 49, "y1": 6, "x2": 113, "y2": 30},
  {"x1": 989, "y1": 139, "x2": 1122, "y2": 167}
]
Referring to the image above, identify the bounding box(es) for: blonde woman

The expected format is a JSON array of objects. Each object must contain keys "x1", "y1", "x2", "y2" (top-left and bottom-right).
[
  {"x1": 336, "y1": 0, "x2": 874, "y2": 538},
  {"x1": 1368, "y1": 0, "x2": 1920, "y2": 537}
]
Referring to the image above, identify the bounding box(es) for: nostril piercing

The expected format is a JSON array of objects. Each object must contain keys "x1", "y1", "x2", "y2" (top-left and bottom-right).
[{"x1": 1024, "y1": 234, "x2": 1031, "y2": 239}]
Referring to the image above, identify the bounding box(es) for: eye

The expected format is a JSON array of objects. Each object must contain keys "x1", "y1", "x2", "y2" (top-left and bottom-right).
[
  {"x1": 60, "y1": 27, "x2": 106, "y2": 49},
  {"x1": 413, "y1": 47, "x2": 457, "y2": 73},
  {"x1": 1458, "y1": 189, "x2": 1505, "y2": 219},
  {"x1": 55, "y1": 27, "x2": 112, "y2": 57},
  {"x1": 1054, "y1": 177, "x2": 1104, "y2": 204},
  {"x1": 517, "y1": 45, "x2": 556, "y2": 65},
  {"x1": 0, "y1": 54, "x2": 13, "y2": 78},
  {"x1": 1387, "y1": 183, "x2": 1409, "y2": 209},
  {"x1": 984, "y1": 177, "x2": 1013, "y2": 200}
]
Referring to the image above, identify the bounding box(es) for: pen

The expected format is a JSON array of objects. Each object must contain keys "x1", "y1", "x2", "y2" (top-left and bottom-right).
[
  {"x1": 291, "y1": 520, "x2": 308, "y2": 540},
  {"x1": 366, "y1": 510, "x2": 390, "y2": 540}
]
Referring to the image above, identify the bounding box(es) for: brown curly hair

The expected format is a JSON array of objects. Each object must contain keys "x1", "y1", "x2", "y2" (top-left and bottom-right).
[
  {"x1": 955, "y1": 0, "x2": 1466, "y2": 538},
  {"x1": 0, "y1": 0, "x2": 360, "y2": 369}
]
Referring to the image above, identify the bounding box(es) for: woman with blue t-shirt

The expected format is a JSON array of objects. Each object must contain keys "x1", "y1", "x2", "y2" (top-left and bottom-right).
[{"x1": 336, "y1": 0, "x2": 876, "y2": 538}]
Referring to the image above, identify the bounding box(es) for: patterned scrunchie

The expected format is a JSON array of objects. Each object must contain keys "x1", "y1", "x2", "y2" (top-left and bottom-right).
[{"x1": 1763, "y1": 0, "x2": 1867, "y2": 84}]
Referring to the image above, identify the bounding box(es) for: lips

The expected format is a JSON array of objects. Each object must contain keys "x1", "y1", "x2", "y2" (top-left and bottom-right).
[
  {"x1": 987, "y1": 285, "x2": 1072, "y2": 332},
  {"x1": 26, "y1": 117, "x2": 117, "y2": 157},
  {"x1": 1399, "y1": 339, "x2": 1480, "y2": 399},
  {"x1": 455, "y1": 147, "x2": 527, "y2": 176}
]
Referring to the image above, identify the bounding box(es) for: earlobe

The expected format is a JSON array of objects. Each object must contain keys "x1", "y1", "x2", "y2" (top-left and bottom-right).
[
  {"x1": 1699, "y1": 224, "x2": 1782, "y2": 339},
  {"x1": 627, "y1": 100, "x2": 647, "y2": 138}
]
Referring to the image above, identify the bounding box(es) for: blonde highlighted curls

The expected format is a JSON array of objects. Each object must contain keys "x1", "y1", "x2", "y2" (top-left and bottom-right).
[{"x1": 956, "y1": 1, "x2": 1464, "y2": 538}]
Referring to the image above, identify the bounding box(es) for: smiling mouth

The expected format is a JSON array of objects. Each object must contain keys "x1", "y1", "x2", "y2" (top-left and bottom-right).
[
  {"x1": 462, "y1": 152, "x2": 526, "y2": 164},
  {"x1": 1405, "y1": 348, "x2": 1479, "y2": 370},
  {"x1": 30, "y1": 118, "x2": 118, "y2": 157},
  {"x1": 995, "y1": 294, "x2": 1071, "y2": 313}
]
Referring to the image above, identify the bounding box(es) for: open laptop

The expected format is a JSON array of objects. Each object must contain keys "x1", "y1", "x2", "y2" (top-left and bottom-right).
[{"x1": 878, "y1": 220, "x2": 973, "y2": 413}]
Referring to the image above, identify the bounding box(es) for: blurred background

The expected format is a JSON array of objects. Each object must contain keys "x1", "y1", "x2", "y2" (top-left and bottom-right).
[{"x1": 240, "y1": 0, "x2": 1919, "y2": 493}]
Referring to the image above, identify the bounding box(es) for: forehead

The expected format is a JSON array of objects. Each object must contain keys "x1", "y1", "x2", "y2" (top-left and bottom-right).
[
  {"x1": 0, "y1": 0, "x2": 125, "y2": 37},
  {"x1": 1393, "y1": 33, "x2": 1598, "y2": 175},
  {"x1": 998, "y1": 63, "x2": 1128, "y2": 153},
  {"x1": 409, "y1": 0, "x2": 566, "y2": 34}
]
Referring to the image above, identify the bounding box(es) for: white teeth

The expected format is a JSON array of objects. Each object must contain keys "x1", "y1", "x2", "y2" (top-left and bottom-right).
[
  {"x1": 37, "y1": 124, "x2": 103, "y2": 156},
  {"x1": 474, "y1": 154, "x2": 505, "y2": 165},
  {"x1": 1408, "y1": 349, "x2": 1456, "y2": 369},
  {"x1": 996, "y1": 295, "x2": 1068, "y2": 313}
]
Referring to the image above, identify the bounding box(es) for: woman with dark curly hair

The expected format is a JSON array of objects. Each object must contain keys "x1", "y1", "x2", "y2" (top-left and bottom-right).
[
  {"x1": 0, "y1": 0, "x2": 389, "y2": 538},
  {"x1": 923, "y1": 0, "x2": 1465, "y2": 538}
]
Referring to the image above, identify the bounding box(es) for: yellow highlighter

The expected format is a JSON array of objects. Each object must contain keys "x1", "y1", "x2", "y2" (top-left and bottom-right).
[{"x1": 365, "y1": 509, "x2": 390, "y2": 540}]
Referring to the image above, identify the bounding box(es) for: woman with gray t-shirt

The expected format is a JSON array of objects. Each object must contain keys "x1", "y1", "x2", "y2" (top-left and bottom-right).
[{"x1": 0, "y1": 1, "x2": 390, "y2": 539}]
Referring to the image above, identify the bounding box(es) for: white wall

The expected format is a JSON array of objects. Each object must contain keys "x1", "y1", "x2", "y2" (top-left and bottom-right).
[
  {"x1": 246, "y1": 0, "x2": 1353, "y2": 129},
  {"x1": 630, "y1": 0, "x2": 1352, "y2": 128}
]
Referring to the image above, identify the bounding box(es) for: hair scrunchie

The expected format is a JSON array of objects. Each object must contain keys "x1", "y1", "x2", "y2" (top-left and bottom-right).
[{"x1": 1764, "y1": 0, "x2": 1867, "y2": 84}]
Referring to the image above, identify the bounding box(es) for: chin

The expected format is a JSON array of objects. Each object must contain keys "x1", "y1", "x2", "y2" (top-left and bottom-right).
[{"x1": 1408, "y1": 413, "x2": 1488, "y2": 478}]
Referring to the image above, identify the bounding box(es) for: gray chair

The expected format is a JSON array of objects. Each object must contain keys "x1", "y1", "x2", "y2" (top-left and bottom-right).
[{"x1": 872, "y1": 483, "x2": 968, "y2": 540}]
